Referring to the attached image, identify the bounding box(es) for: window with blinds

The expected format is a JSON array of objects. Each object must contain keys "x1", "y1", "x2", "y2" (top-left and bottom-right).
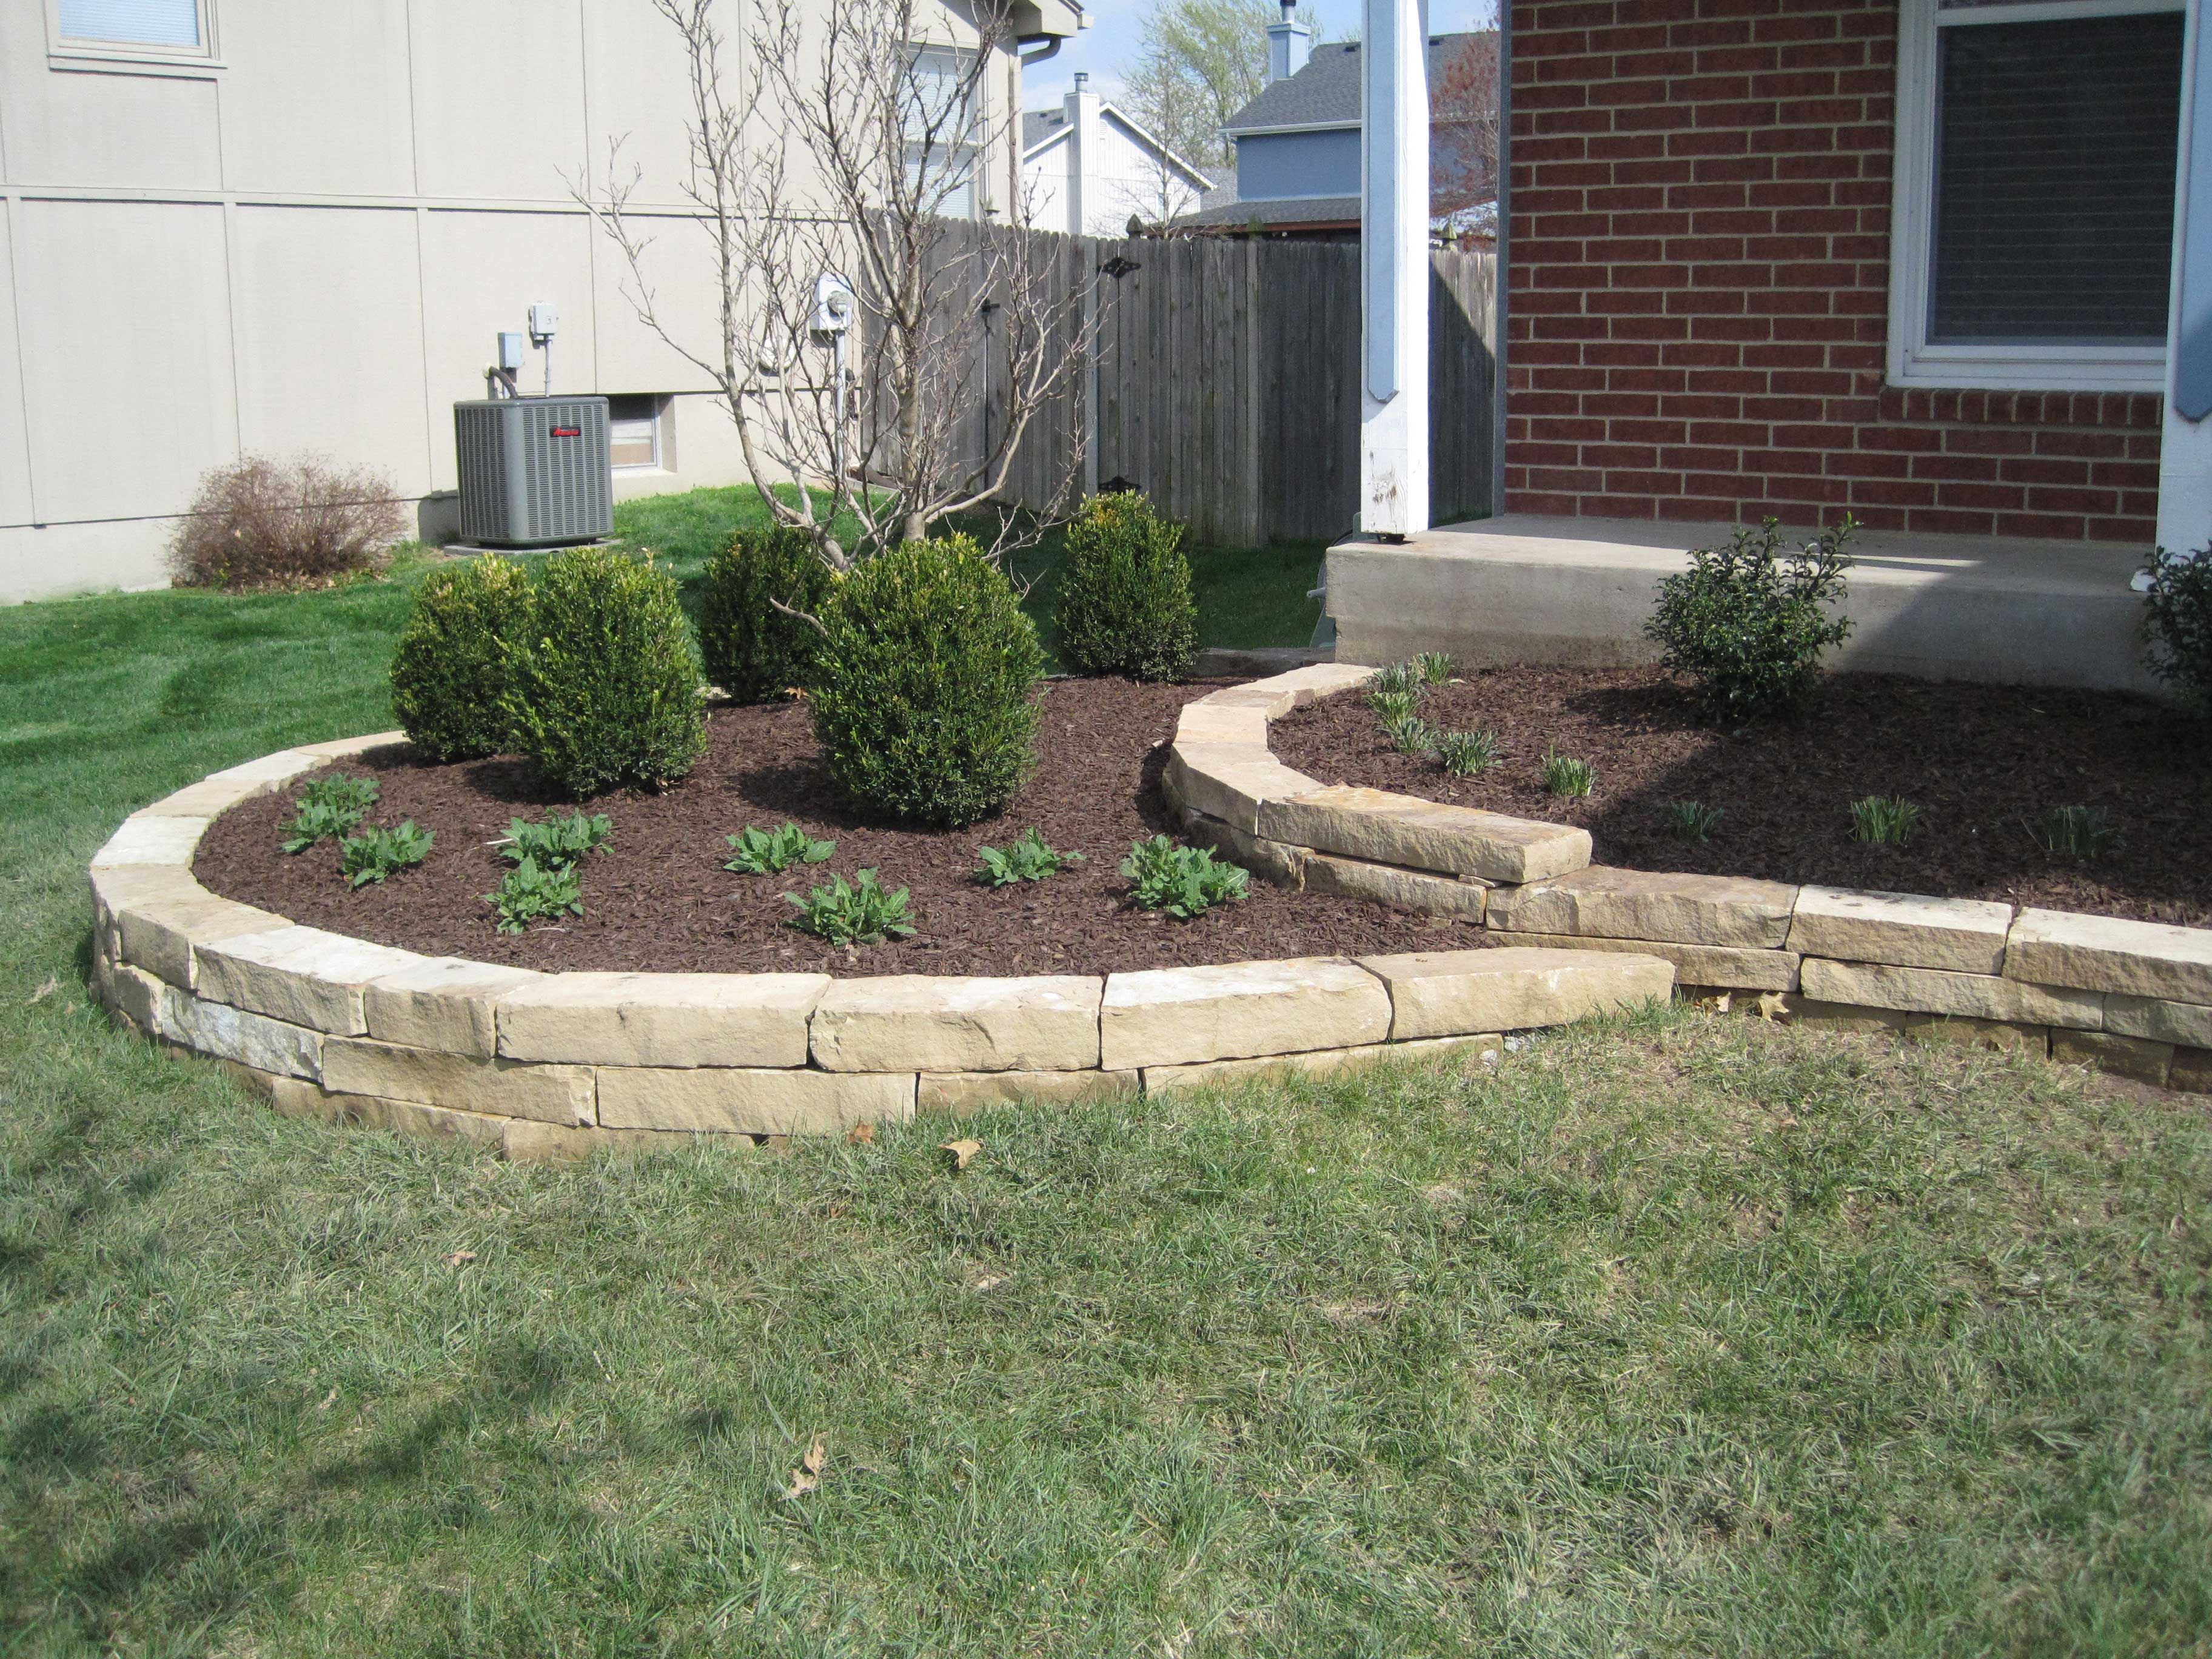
[
  {"x1": 57, "y1": 0, "x2": 201, "y2": 48},
  {"x1": 1929, "y1": 10, "x2": 2183, "y2": 344}
]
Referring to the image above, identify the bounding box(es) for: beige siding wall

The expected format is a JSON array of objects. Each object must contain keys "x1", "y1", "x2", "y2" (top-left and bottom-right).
[{"x1": 0, "y1": 0, "x2": 1028, "y2": 602}]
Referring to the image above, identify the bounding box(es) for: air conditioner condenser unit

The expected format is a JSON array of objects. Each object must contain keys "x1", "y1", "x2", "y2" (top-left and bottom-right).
[{"x1": 452, "y1": 396, "x2": 614, "y2": 548}]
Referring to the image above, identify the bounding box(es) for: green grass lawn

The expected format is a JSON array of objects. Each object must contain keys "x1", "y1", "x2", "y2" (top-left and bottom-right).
[{"x1": 3, "y1": 515, "x2": 2210, "y2": 1654}]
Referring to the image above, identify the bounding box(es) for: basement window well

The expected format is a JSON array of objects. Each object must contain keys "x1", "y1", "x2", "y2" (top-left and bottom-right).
[{"x1": 607, "y1": 395, "x2": 669, "y2": 471}]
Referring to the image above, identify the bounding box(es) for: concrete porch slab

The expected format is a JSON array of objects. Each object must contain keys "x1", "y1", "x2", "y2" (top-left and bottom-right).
[{"x1": 1324, "y1": 514, "x2": 2159, "y2": 694}]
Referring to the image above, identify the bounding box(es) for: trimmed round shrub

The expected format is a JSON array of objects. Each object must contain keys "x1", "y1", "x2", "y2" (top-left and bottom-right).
[
  {"x1": 1051, "y1": 491, "x2": 1199, "y2": 681},
  {"x1": 505, "y1": 545, "x2": 708, "y2": 797},
  {"x1": 388, "y1": 554, "x2": 531, "y2": 761},
  {"x1": 698, "y1": 525, "x2": 839, "y2": 702},
  {"x1": 810, "y1": 534, "x2": 1044, "y2": 826},
  {"x1": 2142, "y1": 543, "x2": 2212, "y2": 712}
]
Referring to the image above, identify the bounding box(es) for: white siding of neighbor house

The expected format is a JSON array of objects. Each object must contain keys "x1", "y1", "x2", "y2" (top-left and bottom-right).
[
  {"x1": 1022, "y1": 98, "x2": 1207, "y2": 236},
  {"x1": 0, "y1": 0, "x2": 1030, "y2": 602}
]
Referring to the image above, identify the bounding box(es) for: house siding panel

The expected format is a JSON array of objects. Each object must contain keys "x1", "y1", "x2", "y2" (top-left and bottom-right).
[{"x1": 1504, "y1": 0, "x2": 2163, "y2": 541}]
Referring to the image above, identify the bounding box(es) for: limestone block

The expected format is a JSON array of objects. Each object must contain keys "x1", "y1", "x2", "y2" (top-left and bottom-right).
[
  {"x1": 1788, "y1": 886, "x2": 2013, "y2": 974},
  {"x1": 2053, "y1": 1029, "x2": 2173, "y2": 1087},
  {"x1": 109, "y1": 962, "x2": 166, "y2": 1031},
  {"x1": 1142, "y1": 1032, "x2": 1501, "y2": 1095},
  {"x1": 1487, "y1": 866, "x2": 1797, "y2": 948},
  {"x1": 272, "y1": 1078, "x2": 511, "y2": 1150},
  {"x1": 1177, "y1": 808, "x2": 1307, "y2": 887},
  {"x1": 89, "y1": 865, "x2": 201, "y2": 960},
  {"x1": 1258, "y1": 786, "x2": 1591, "y2": 885},
  {"x1": 2105, "y1": 993, "x2": 2212, "y2": 1050},
  {"x1": 1898, "y1": 1016, "x2": 2048, "y2": 1054},
  {"x1": 495, "y1": 972, "x2": 828, "y2": 1068},
  {"x1": 1781, "y1": 997, "x2": 1908, "y2": 1033},
  {"x1": 1191, "y1": 682, "x2": 1299, "y2": 718},
  {"x1": 156, "y1": 982, "x2": 323, "y2": 1080},
  {"x1": 1499, "y1": 930, "x2": 1797, "y2": 991},
  {"x1": 2006, "y1": 908, "x2": 2212, "y2": 1004},
  {"x1": 1175, "y1": 703, "x2": 1272, "y2": 746},
  {"x1": 811, "y1": 975, "x2": 1102, "y2": 1072},
  {"x1": 118, "y1": 893, "x2": 288, "y2": 990},
  {"x1": 2169, "y1": 1048, "x2": 2212, "y2": 1094},
  {"x1": 91, "y1": 816, "x2": 212, "y2": 868},
  {"x1": 194, "y1": 926, "x2": 424, "y2": 1034},
  {"x1": 1798, "y1": 957, "x2": 2102, "y2": 1030},
  {"x1": 296, "y1": 730, "x2": 408, "y2": 759},
  {"x1": 1099, "y1": 957, "x2": 1392, "y2": 1070},
  {"x1": 1264, "y1": 662, "x2": 1381, "y2": 704},
  {"x1": 918, "y1": 1068, "x2": 1140, "y2": 1117},
  {"x1": 1358, "y1": 947, "x2": 1673, "y2": 1040},
  {"x1": 321, "y1": 1036, "x2": 596, "y2": 1126},
  {"x1": 1305, "y1": 853, "x2": 1488, "y2": 919},
  {"x1": 202, "y1": 749, "x2": 328, "y2": 794},
  {"x1": 1163, "y1": 741, "x2": 1319, "y2": 836},
  {"x1": 364, "y1": 957, "x2": 545, "y2": 1059},
  {"x1": 136, "y1": 774, "x2": 290, "y2": 818},
  {"x1": 595, "y1": 1066, "x2": 915, "y2": 1135}
]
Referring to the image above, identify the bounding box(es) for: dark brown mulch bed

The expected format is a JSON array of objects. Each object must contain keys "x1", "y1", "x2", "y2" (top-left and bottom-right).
[
  {"x1": 1270, "y1": 666, "x2": 2212, "y2": 928},
  {"x1": 195, "y1": 679, "x2": 1482, "y2": 976}
]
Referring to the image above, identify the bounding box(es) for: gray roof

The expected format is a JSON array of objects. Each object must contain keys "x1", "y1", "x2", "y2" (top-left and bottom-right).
[
  {"x1": 1181, "y1": 193, "x2": 1361, "y2": 229},
  {"x1": 1222, "y1": 32, "x2": 1491, "y2": 135},
  {"x1": 1022, "y1": 108, "x2": 1067, "y2": 151}
]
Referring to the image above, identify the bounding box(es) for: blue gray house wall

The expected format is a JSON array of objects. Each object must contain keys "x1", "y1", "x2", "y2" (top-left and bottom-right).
[{"x1": 1236, "y1": 128, "x2": 1361, "y2": 201}]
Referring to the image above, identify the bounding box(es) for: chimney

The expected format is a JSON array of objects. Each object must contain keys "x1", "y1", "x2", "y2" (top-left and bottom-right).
[
  {"x1": 1265, "y1": 2, "x2": 1313, "y2": 84},
  {"x1": 1065, "y1": 72, "x2": 1103, "y2": 234}
]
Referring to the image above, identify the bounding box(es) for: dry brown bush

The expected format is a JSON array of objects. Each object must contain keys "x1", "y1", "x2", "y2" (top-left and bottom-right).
[{"x1": 167, "y1": 455, "x2": 409, "y2": 590}]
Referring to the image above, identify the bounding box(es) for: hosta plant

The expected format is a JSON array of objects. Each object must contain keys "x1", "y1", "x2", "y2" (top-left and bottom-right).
[
  {"x1": 786, "y1": 869, "x2": 916, "y2": 947},
  {"x1": 1383, "y1": 713, "x2": 1435, "y2": 757},
  {"x1": 1120, "y1": 835, "x2": 1249, "y2": 920},
  {"x1": 338, "y1": 820, "x2": 432, "y2": 887},
  {"x1": 1849, "y1": 795, "x2": 1923, "y2": 846},
  {"x1": 500, "y1": 811, "x2": 613, "y2": 870},
  {"x1": 485, "y1": 855, "x2": 584, "y2": 934},
  {"x1": 283, "y1": 774, "x2": 381, "y2": 853},
  {"x1": 725, "y1": 822, "x2": 836, "y2": 877},
  {"x1": 976, "y1": 828, "x2": 1084, "y2": 888}
]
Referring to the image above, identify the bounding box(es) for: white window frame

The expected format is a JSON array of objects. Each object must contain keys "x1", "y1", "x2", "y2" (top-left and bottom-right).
[
  {"x1": 46, "y1": 0, "x2": 222, "y2": 76},
  {"x1": 903, "y1": 42, "x2": 984, "y2": 221},
  {"x1": 1888, "y1": 0, "x2": 2182, "y2": 392},
  {"x1": 606, "y1": 395, "x2": 669, "y2": 473}
]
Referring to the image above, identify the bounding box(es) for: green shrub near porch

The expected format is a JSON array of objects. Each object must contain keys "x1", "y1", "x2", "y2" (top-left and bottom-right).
[{"x1": 1051, "y1": 491, "x2": 1199, "y2": 682}]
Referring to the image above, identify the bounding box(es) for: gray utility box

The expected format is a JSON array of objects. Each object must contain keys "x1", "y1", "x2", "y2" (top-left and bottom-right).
[{"x1": 452, "y1": 396, "x2": 613, "y2": 547}]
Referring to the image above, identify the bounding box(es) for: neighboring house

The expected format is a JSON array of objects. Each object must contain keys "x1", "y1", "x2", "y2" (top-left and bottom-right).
[
  {"x1": 1022, "y1": 72, "x2": 1212, "y2": 234},
  {"x1": 0, "y1": 0, "x2": 1080, "y2": 603},
  {"x1": 1181, "y1": 13, "x2": 1498, "y2": 239}
]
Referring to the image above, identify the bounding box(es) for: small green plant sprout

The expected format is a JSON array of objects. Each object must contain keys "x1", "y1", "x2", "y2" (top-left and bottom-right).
[
  {"x1": 1120, "y1": 834, "x2": 1250, "y2": 919},
  {"x1": 976, "y1": 827, "x2": 1084, "y2": 888},
  {"x1": 1541, "y1": 748, "x2": 1595, "y2": 799},
  {"x1": 1664, "y1": 800, "x2": 1725, "y2": 843},
  {"x1": 1411, "y1": 651, "x2": 1456, "y2": 686},
  {"x1": 1432, "y1": 728, "x2": 1501, "y2": 776},
  {"x1": 1382, "y1": 712, "x2": 1435, "y2": 757},
  {"x1": 2030, "y1": 805, "x2": 2119, "y2": 861},
  {"x1": 1367, "y1": 662, "x2": 1424, "y2": 698},
  {"x1": 1849, "y1": 795, "x2": 1923, "y2": 846},
  {"x1": 724, "y1": 822, "x2": 836, "y2": 877},
  {"x1": 1367, "y1": 686, "x2": 1422, "y2": 725},
  {"x1": 498, "y1": 810, "x2": 612, "y2": 870},
  {"x1": 785, "y1": 869, "x2": 917, "y2": 947},
  {"x1": 339, "y1": 820, "x2": 432, "y2": 887},
  {"x1": 484, "y1": 854, "x2": 583, "y2": 934},
  {"x1": 281, "y1": 773, "x2": 380, "y2": 853}
]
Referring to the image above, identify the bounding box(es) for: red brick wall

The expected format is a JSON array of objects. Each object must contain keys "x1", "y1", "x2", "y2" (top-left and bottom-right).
[{"x1": 1503, "y1": 0, "x2": 2162, "y2": 541}]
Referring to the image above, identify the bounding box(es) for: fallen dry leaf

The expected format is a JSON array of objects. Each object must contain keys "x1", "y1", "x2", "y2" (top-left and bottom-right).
[
  {"x1": 846, "y1": 1123, "x2": 876, "y2": 1145},
  {"x1": 1702, "y1": 991, "x2": 1733, "y2": 1014},
  {"x1": 785, "y1": 1436, "x2": 826, "y2": 1500},
  {"x1": 316, "y1": 1386, "x2": 339, "y2": 1412},
  {"x1": 444, "y1": 1250, "x2": 478, "y2": 1268},
  {"x1": 968, "y1": 1271, "x2": 1010, "y2": 1293},
  {"x1": 27, "y1": 976, "x2": 57, "y2": 1006},
  {"x1": 941, "y1": 1138, "x2": 982, "y2": 1171},
  {"x1": 1755, "y1": 991, "x2": 1789, "y2": 1022}
]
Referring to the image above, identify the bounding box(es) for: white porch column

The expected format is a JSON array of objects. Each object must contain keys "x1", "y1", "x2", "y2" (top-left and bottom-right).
[
  {"x1": 2159, "y1": 0, "x2": 2212, "y2": 553},
  {"x1": 1359, "y1": 0, "x2": 1430, "y2": 538}
]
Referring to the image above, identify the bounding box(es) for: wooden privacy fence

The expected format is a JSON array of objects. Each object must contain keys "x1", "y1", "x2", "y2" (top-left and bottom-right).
[{"x1": 972, "y1": 227, "x2": 1497, "y2": 547}]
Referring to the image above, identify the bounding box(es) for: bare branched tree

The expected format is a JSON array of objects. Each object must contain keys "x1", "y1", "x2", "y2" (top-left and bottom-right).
[
  {"x1": 573, "y1": 0, "x2": 1094, "y2": 566},
  {"x1": 1431, "y1": 31, "x2": 1501, "y2": 231}
]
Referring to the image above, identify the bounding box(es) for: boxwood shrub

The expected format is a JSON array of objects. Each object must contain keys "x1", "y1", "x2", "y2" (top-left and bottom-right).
[
  {"x1": 809, "y1": 534, "x2": 1044, "y2": 826},
  {"x1": 698, "y1": 525, "x2": 838, "y2": 702},
  {"x1": 1644, "y1": 516, "x2": 1855, "y2": 721},
  {"x1": 505, "y1": 545, "x2": 708, "y2": 797},
  {"x1": 1051, "y1": 490, "x2": 1199, "y2": 681},
  {"x1": 388, "y1": 553, "x2": 531, "y2": 761}
]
